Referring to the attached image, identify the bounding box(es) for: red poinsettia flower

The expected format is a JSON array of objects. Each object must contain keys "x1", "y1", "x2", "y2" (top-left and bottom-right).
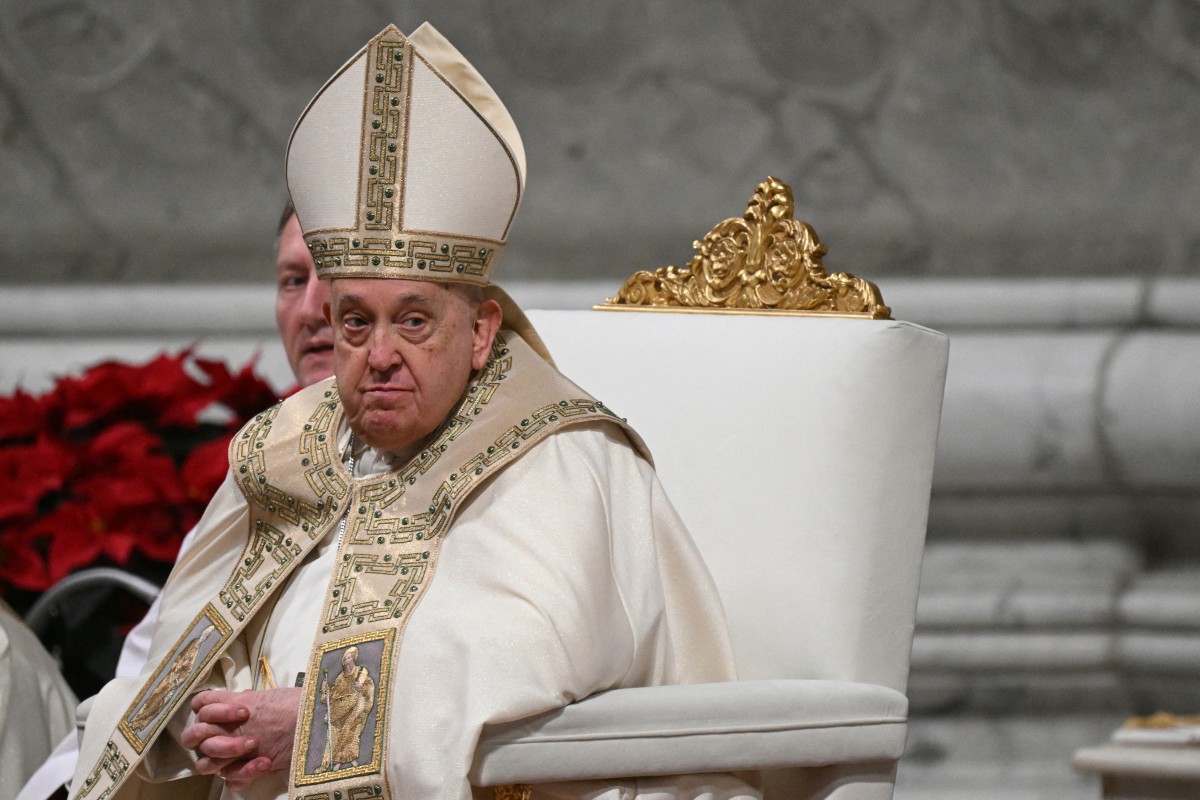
[
  {"x1": 0, "y1": 349, "x2": 280, "y2": 611},
  {"x1": 37, "y1": 503, "x2": 110, "y2": 586},
  {"x1": 0, "y1": 525, "x2": 50, "y2": 591},
  {"x1": 194, "y1": 358, "x2": 280, "y2": 422},
  {"x1": 46, "y1": 360, "x2": 149, "y2": 431},
  {"x1": 182, "y1": 436, "x2": 234, "y2": 502},
  {"x1": 0, "y1": 436, "x2": 76, "y2": 521},
  {"x1": 0, "y1": 389, "x2": 45, "y2": 442},
  {"x1": 73, "y1": 427, "x2": 183, "y2": 508}
]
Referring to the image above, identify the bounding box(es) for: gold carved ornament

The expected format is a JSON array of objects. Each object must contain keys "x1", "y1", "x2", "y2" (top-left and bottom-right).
[
  {"x1": 600, "y1": 176, "x2": 891, "y2": 319},
  {"x1": 1123, "y1": 712, "x2": 1200, "y2": 729}
]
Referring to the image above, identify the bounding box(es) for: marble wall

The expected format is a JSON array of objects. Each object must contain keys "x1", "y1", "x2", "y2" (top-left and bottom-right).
[
  {"x1": 3, "y1": 1, "x2": 1199, "y2": 286},
  {"x1": 4, "y1": 4, "x2": 1200, "y2": 796}
]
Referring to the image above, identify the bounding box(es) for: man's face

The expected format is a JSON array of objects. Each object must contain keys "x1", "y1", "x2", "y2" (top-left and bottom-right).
[
  {"x1": 327, "y1": 278, "x2": 502, "y2": 454},
  {"x1": 275, "y1": 213, "x2": 334, "y2": 388}
]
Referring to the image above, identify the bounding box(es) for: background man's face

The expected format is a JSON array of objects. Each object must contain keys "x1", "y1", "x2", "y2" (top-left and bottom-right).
[
  {"x1": 275, "y1": 214, "x2": 334, "y2": 388},
  {"x1": 327, "y1": 278, "x2": 500, "y2": 454}
]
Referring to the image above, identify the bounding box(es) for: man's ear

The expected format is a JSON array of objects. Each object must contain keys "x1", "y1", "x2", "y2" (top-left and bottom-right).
[{"x1": 471, "y1": 299, "x2": 503, "y2": 370}]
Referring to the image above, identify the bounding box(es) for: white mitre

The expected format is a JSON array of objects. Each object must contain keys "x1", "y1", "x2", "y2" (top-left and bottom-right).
[{"x1": 286, "y1": 22, "x2": 525, "y2": 287}]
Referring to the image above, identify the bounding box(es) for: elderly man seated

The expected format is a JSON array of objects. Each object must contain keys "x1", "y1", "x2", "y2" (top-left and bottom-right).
[{"x1": 70, "y1": 23, "x2": 753, "y2": 800}]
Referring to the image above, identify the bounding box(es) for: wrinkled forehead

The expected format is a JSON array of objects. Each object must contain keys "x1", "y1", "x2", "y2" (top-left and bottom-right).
[{"x1": 329, "y1": 276, "x2": 466, "y2": 307}]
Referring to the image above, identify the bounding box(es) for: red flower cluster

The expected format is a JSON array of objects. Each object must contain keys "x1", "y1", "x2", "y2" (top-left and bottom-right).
[{"x1": 0, "y1": 351, "x2": 279, "y2": 596}]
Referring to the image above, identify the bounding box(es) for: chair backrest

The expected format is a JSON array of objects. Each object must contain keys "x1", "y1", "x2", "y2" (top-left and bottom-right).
[{"x1": 528, "y1": 310, "x2": 949, "y2": 692}]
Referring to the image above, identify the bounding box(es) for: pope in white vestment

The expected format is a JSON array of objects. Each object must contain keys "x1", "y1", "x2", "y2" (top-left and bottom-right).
[
  {"x1": 73, "y1": 337, "x2": 752, "y2": 800},
  {"x1": 69, "y1": 21, "x2": 757, "y2": 800}
]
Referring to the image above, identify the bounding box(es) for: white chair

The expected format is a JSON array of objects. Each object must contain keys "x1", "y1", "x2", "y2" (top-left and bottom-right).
[{"x1": 470, "y1": 179, "x2": 950, "y2": 799}]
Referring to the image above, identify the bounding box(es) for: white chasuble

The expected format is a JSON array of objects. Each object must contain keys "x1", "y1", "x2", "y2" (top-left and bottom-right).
[{"x1": 70, "y1": 332, "x2": 749, "y2": 800}]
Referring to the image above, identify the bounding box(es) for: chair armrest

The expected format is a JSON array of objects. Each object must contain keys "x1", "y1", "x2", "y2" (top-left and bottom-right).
[
  {"x1": 24, "y1": 567, "x2": 161, "y2": 636},
  {"x1": 470, "y1": 679, "x2": 908, "y2": 786}
]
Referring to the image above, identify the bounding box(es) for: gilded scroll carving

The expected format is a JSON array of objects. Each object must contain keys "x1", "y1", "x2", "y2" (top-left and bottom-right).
[{"x1": 604, "y1": 176, "x2": 891, "y2": 319}]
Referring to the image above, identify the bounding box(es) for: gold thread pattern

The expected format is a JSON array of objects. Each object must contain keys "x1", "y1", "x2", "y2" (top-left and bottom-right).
[
  {"x1": 326, "y1": 551, "x2": 430, "y2": 631},
  {"x1": 295, "y1": 25, "x2": 522, "y2": 289},
  {"x1": 87, "y1": 331, "x2": 630, "y2": 800},
  {"x1": 117, "y1": 605, "x2": 232, "y2": 753},
  {"x1": 363, "y1": 36, "x2": 406, "y2": 231},
  {"x1": 321, "y1": 338, "x2": 512, "y2": 632},
  {"x1": 74, "y1": 392, "x2": 356, "y2": 800},
  {"x1": 321, "y1": 336, "x2": 620, "y2": 633},
  {"x1": 308, "y1": 234, "x2": 494, "y2": 282},
  {"x1": 296, "y1": 788, "x2": 384, "y2": 800},
  {"x1": 294, "y1": 629, "x2": 395, "y2": 787},
  {"x1": 494, "y1": 785, "x2": 534, "y2": 800},
  {"x1": 604, "y1": 176, "x2": 891, "y2": 319},
  {"x1": 74, "y1": 741, "x2": 128, "y2": 800},
  {"x1": 225, "y1": 399, "x2": 345, "y2": 622}
]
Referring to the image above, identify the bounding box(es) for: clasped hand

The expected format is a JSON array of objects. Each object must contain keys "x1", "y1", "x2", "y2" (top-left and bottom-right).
[{"x1": 182, "y1": 687, "x2": 302, "y2": 790}]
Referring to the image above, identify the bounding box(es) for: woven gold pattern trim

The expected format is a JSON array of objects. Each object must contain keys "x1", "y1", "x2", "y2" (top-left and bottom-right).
[
  {"x1": 321, "y1": 343, "x2": 510, "y2": 633},
  {"x1": 302, "y1": 27, "x2": 509, "y2": 288},
  {"x1": 362, "y1": 35, "x2": 407, "y2": 233},
  {"x1": 603, "y1": 176, "x2": 891, "y2": 319},
  {"x1": 309, "y1": 233, "x2": 495, "y2": 284},
  {"x1": 74, "y1": 741, "x2": 128, "y2": 800},
  {"x1": 493, "y1": 785, "x2": 533, "y2": 800},
  {"x1": 226, "y1": 400, "x2": 345, "y2": 623},
  {"x1": 296, "y1": 788, "x2": 384, "y2": 800}
]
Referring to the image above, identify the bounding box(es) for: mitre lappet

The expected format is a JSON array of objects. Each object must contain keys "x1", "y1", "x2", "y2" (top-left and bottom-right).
[{"x1": 287, "y1": 22, "x2": 550, "y2": 359}]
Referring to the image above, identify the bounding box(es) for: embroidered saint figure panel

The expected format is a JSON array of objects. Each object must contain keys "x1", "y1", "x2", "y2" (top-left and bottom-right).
[
  {"x1": 119, "y1": 606, "x2": 230, "y2": 752},
  {"x1": 295, "y1": 630, "x2": 394, "y2": 786}
]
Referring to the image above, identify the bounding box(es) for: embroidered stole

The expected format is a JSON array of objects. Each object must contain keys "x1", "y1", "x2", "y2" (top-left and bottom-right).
[{"x1": 73, "y1": 331, "x2": 634, "y2": 800}]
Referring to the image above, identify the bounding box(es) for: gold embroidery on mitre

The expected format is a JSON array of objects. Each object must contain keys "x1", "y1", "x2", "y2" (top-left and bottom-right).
[
  {"x1": 362, "y1": 35, "x2": 408, "y2": 234},
  {"x1": 602, "y1": 176, "x2": 891, "y2": 319},
  {"x1": 300, "y1": 27, "x2": 516, "y2": 288},
  {"x1": 308, "y1": 233, "x2": 497, "y2": 283}
]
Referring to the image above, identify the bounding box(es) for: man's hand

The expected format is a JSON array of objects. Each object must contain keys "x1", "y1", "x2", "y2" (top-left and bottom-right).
[{"x1": 182, "y1": 687, "x2": 303, "y2": 790}]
